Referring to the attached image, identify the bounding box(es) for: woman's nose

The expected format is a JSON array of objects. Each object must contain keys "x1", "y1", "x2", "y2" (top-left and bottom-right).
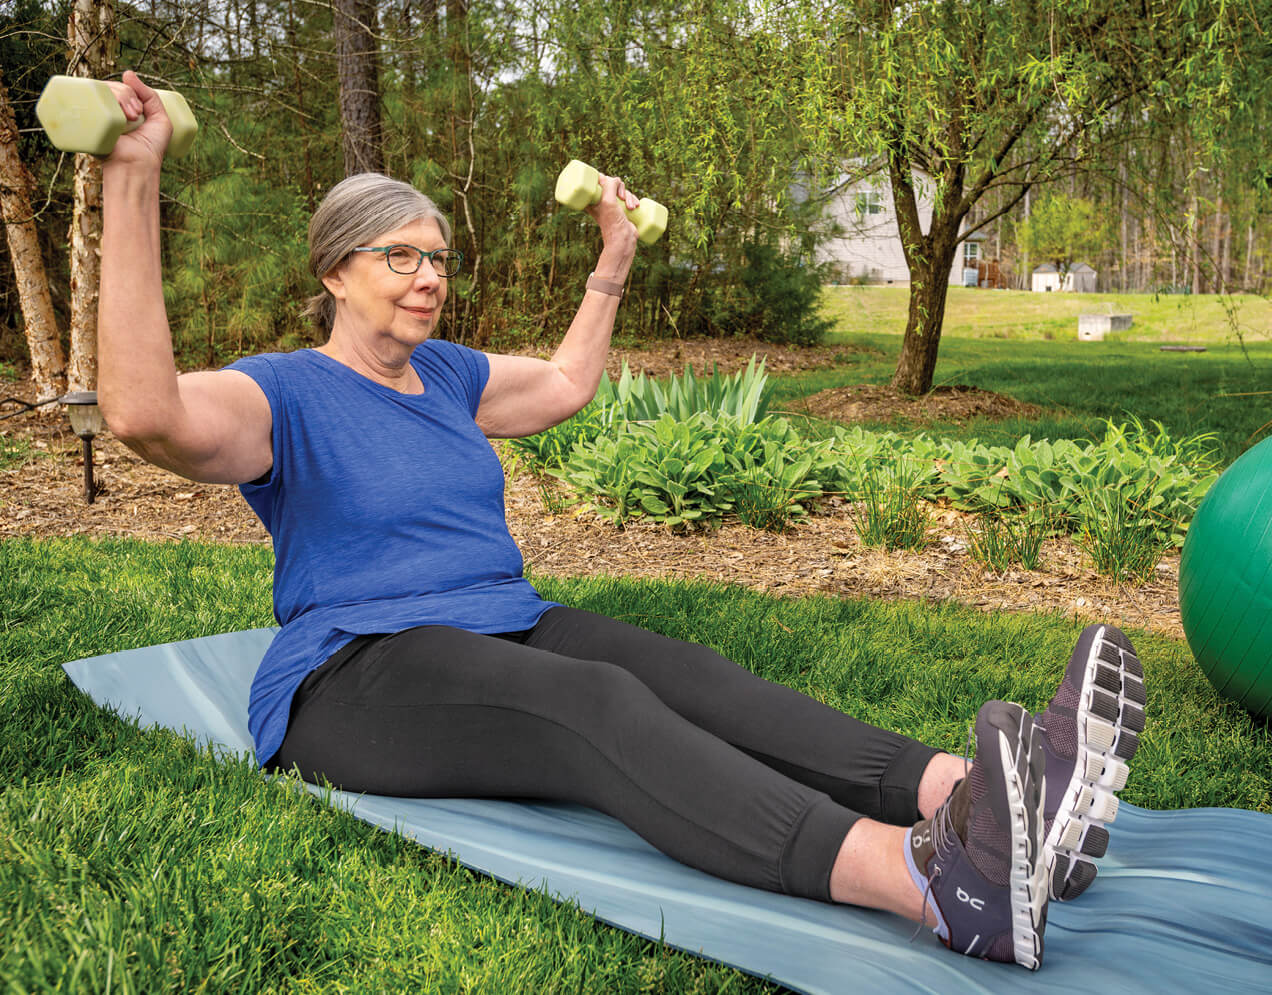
[{"x1": 413, "y1": 263, "x2": 441, "y2": 289}]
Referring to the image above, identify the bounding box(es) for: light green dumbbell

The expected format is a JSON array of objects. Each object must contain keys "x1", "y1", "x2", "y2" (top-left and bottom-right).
[
  {"x1": 554, "y1": 159, "x2": 668, "y2": 245},
  {"x1": 35, "y1": 75, "x2": 198, "y2": 158}
]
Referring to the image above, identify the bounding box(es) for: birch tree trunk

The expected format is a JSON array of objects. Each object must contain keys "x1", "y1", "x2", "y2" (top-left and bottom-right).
[
  {"x1": 0, "y1": 70, "x2": 66, "y2": 399},
  {"x1": 67, "y1": 0, "x2": 116, "y2": 392}
]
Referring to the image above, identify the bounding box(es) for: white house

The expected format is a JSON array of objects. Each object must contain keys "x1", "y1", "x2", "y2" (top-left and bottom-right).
[
  {"x1": 1031, "y1": 261, "x2": 1097, "y2": 293},
  {"x1": 812, "y1": 171, "x2": 989, "y2": 287}
]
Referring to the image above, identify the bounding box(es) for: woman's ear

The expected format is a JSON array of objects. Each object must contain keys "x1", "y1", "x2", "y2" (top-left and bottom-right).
[{"x1": 320, "y1": 263, "x2": 347, "y2": 301}]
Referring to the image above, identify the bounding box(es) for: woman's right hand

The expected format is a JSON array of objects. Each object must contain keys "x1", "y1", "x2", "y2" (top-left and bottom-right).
[{"x1": 102, "y1": 70, "x2": 171, "y2": 170}]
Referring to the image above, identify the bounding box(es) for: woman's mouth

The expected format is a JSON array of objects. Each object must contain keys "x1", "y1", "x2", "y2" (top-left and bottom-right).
[{"x1": 401, "y1": 306, "x2": 434, "y2": 319}]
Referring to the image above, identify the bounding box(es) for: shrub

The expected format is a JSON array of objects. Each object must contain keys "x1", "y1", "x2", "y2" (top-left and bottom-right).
[{"x1": 712, "y1": 241, "x2": 837, "y2": 346}]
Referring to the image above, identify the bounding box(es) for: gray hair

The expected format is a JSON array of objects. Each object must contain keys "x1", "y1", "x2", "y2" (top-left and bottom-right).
[{"x1": 304, "y1": 172, "x2": 453, "y2": 336}]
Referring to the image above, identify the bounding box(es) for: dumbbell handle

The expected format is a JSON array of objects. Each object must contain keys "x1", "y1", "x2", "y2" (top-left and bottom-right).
[{"x1": 554, "y1": 159, "x2": 668, "y2": 245}]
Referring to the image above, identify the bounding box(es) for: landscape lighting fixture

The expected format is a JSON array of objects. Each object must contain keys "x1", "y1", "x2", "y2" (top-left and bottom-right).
[{"x1": 60, "y1": 391, "x2": 105, "y2": 504}]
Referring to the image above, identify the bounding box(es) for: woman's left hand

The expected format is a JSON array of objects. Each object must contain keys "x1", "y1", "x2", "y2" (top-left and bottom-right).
[{"x1": 584, "y1": 172, "x2": 640, "y2": 266}]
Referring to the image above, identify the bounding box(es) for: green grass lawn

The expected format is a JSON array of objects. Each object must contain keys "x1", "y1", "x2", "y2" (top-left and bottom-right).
[
  {"x1": 766, "y1": 288, "x2": 1272, "y2": 465},
  {"x1": 820, "y1": 286, "x2": 1272, "y2": 345},
  {"x1": 3, "y1": 290, "x2": 1270, "y2": 990},
  {"x1": 2, "y1": 537, "x2": 1269, "y2": 992}
]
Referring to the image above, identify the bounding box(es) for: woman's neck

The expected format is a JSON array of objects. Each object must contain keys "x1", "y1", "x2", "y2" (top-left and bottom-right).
[{"x1": 316, "y1": 330, "x2": 424, "y2": 394}]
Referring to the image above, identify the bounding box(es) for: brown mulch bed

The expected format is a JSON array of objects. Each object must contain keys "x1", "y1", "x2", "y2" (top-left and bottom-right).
[
  {"x1": 521, "y1": 335, "x2": 880, "y2": 379},
  {"x1": 786, "y1": 383, "x2": 1044, "y2": 425},
  {"x1": 0, "y1": 341, "x2": 1183, "y2": 639}
]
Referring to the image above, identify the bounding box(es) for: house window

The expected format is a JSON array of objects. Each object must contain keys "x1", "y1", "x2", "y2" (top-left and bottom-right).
[
  {"x1": 963, "y1": 241, "x2": 979, "y2": 266},
  {"x1": 854, "y1": 190, "x2": 884, "y2": 216}
]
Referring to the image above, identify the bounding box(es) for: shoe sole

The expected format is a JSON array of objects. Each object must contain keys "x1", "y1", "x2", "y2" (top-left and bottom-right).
[
  {"x1": 1044, "y1": 625, "x2": 1146, "y2": 901},
  {"x1": 987, "y1": 702, "x2": 1049, "y2": 970}
]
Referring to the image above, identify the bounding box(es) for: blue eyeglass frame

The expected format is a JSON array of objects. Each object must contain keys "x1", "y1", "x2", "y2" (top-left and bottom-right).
[{"x1": 352, "y1": 244, "x2": 464, "y2": 277}]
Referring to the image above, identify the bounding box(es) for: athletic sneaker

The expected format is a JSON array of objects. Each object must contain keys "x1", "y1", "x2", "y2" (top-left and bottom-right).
[
  {"x1": 904, "y1": 700, "x2": 1048, "y2": 970},
  {"x1": 1036, "y1": 623, "x2": 1146, "y2": 901}
]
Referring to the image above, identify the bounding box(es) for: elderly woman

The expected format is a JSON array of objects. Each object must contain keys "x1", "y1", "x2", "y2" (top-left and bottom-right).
[{"x1": 98, "y1": 71, "x2": 1145, "y2": 970}]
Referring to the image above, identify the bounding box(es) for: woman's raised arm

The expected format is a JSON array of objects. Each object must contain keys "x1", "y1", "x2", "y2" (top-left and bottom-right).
[
  {"x1": 98, "y1": 71, "x2": 272, "y2": 485},
  {"x1": 475, "y1": 172, "x2": 639, "y2": 439}
]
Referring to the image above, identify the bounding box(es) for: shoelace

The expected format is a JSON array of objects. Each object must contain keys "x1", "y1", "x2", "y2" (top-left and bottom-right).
[{"x1": 909, "y1": 866, "x2": 941, "y2": 943}]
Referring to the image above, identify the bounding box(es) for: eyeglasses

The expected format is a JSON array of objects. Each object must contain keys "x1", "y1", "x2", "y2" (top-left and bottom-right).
[{"x1": 352, "y1": 244, "x2": 463, "y2": 277}]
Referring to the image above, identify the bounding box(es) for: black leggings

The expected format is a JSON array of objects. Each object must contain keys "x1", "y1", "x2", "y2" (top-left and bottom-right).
[{"x1": 267, "y1": 606, "x2": 938, "y2": 902}]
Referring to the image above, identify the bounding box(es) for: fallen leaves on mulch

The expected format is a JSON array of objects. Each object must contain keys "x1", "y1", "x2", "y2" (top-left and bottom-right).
[
  {"x1": 517, "y1": 334, "x2": 880, "y2": 379},
  {"x1": 504, "y1": 478, "x2": 1183, "y2": 639},
  {"x1": 786, "y1": 383, "x2": 1044, "y2": 426},
  {"x1": 0, "y1": 346, "x2": 1183, "y2": 640}
]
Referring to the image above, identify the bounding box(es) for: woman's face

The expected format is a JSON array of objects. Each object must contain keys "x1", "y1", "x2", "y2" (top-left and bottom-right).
[{"x1": 323, "y1": 218, "x2": 450, "y2": 348}]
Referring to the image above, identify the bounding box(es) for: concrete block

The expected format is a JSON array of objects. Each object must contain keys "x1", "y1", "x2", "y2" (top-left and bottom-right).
[{"x1": 1078, "y1": 313, "x2": 1133, "y2": 341}]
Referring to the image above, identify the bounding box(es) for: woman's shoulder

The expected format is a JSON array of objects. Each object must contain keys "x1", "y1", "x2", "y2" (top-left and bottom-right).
[
  {"x1": 226, "y1": 348, "x2": 327, "y2": 381},
  {"x1": 227, "y1": 348, "x2": 319, "y2": 370},
  {"x1": 413, "y1": 339, "x2": 490, "y2": 411},
  {"x1": 413, "y1": 338, "x2": 488, "y2": 377}
]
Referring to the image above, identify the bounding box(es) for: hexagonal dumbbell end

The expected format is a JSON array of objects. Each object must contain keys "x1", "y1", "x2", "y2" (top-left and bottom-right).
[
  {"x1": 627, "y1": 197, "x2": 669, "y2": 246},
  {"x1": 554, "y1": 159, "x2": 668, "y2": 244},
  {"x1": 35, "y1": 75, "x2": 198, "y2": 158}
]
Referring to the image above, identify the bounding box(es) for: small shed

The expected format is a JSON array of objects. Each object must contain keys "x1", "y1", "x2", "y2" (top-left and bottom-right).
[
  {"x1": 1031, "y1": 261, "x2": 1098, "y2": 293},
  {"x1": 1065, "y1": 262, "x2": 1097, "y2": 293},
  {"x1": 1031, "y1": 263, "x2": 1060, "y2": 292}
]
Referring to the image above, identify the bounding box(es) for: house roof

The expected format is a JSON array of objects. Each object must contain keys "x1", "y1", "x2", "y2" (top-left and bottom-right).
[
  {"x1": 1033, "y1": 263, "x2": 1058, "y2": 273},
  {"x1": 1071, "y1": 262, "x2": 1096, "y2": 272}
]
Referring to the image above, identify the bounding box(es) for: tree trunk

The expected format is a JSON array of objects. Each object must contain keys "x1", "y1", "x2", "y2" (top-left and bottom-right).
[
  {"x1": 1220, "y1": 204, "x2": 1231, "y2": 294},
  {"x1": 445, "y1": 0, "x2": 474, "y2": 342},
  {"x1": 1119, "y1": 159, "x2": 1129, "y2": 292},
  {"x1": 1212, "y1": 187, "x2": 1223, "y2": 294},
  {"x1": 399, "y1": 0, "x2": 438, "y2": 88},
  {"x1": 1189, "y1": 187, "x2": 1201, "y2": 295},
  {"x1": 890, "y1": 251, "x2": 956, "y2": 395},
  {"x1": 1020, "y1": 186, "x2": 1031, "y2": 290},
  {"x1": 67, "y1": 0, "x2": 116, "y2": 393},
  {"x1": 334, "y1": 0, "x2": 384, "y2": 176},
  {"x1": 287, "y1": 0, "x2": 316, "y2": 212},
  {"x1": 887, "y1": 153, "x2": 959, "y2": 395},
  {"x1": 0, "y1": 70, "x2": 66, "y2": 399},
  {"x1": 1245, "y1": 220, "x2": 1255, "y2": 292}
]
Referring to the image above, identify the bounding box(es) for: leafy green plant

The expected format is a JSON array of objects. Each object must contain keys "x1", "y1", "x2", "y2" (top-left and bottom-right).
[
  {"x1": 730, "y1": 471, "x2": 798, "y2": 532},
  {"x1": 552, "y1": 413, "x2": 834, "y2": 531},
  {"x1": 725, "y1": 436, "x2": 824, "y2": 532},
  {"x1": 537, "y1": 479, "x2": 573, "y2": 516},
  {"x1": 510, "y1": 356, "x2": 774, "y2": 472},
  {"x1": 522, "y1": 397, "x2": 1219, "y2": 541},
  {"x1": 1072, "y1": 479, "x2": 1175, "y2": 582},
  {"x1": 965, "y1": 507, "x2": 1053, "y2": 572},
  {"x1": 849, "y1": 459, "x2": 933, "y2": 552},
  {"x1": 509, "y1": 400, "x2": 616, "y2": 470},
  {"x1": 599, "y1": 355, "x2": 773, "y2": 424},
  {"x1": 552, "y1": 431, "x2": 646, "y2": 527},
  {"x1": 0, "y1": 434, "x2": 32, "y2": 471}
]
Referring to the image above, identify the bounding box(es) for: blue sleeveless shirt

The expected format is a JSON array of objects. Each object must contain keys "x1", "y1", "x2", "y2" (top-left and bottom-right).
[{"x1": 227, "y1": 341, "x2": 555, "y2": 766}]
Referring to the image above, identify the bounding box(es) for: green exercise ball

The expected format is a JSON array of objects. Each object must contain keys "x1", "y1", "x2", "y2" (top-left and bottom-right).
[{"x1": 1179, "y1": 435, "x2": 1272, "y2": 721}]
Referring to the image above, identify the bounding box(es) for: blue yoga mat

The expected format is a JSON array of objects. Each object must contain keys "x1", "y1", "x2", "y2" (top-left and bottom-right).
[{"x1": 64, "y1": 629, "x2": 1272, "y2": 994}]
